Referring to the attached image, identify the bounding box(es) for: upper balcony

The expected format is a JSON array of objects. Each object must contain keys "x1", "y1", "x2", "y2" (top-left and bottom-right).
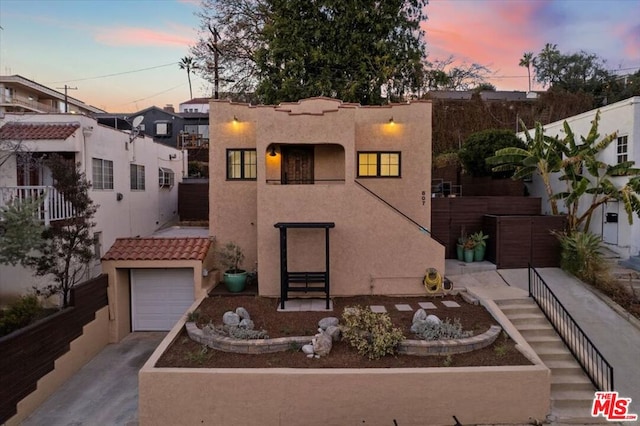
[
  {"x1": 0, "y1": 186, "x2": 75, "y2": 226},
  {"x1": 178, "y1": 133, "x2": 209, "y2": 149},
  {"x1": 0, "y1": 93, "x2": 59, "y2": 114}
]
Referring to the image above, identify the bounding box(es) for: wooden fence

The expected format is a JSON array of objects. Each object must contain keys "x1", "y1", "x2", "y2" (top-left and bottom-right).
[
  {"x1": 178, "y1": 181, "x2": 209, "y2": 221},
  {"x1": 0, "y1": 274, "x2": 108, "y2": 424},
  {"x1": 431, "y1": 196, "x2": 566, "y2": 268}
]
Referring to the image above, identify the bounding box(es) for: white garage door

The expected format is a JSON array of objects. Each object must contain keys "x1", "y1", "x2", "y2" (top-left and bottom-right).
[{"x1": 131, "y1": 268, "x2": 195, "y2": 331}]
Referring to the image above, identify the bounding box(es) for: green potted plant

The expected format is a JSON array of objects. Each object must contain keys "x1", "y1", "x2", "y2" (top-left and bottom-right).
[
  {"x1": 217, "y1": 242, "x2": 247, "y2": 292},
  {"x1": 463, "y1": 237, "x2": 475, "y2": 263},
  {"x1": 471, "y1": 231, "x2": 489, "y2": 262}
]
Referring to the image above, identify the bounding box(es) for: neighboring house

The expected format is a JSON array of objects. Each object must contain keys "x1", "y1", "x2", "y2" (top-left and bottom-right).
[
  {"x1": 0, "y1": 75, "x2": 105, "y2": 115},
  {"x1": 97, "y1": 103, "x2": 209, "y2": 162},
  {"x1": 210, "y1": 97, "x2": 445, "y2": 301},
  {"x1": 179, "y1": 97, "x2": 210, "y2": 114},
  {"x1": 523, "y1": 96, "x2": 640, "y2": 260},
  {"x1": 0, "y1": 113, "x2": 185, "y2": 303}
]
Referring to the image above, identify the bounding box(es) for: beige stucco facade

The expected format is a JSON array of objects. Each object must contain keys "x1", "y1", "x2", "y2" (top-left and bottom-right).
[{"x1": 210, "y1": 98, "x2": 445, "y2": 297}]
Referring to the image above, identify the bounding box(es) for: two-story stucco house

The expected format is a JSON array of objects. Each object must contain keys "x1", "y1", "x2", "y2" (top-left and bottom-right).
[
  {"x1": 210, "y1": 97, "x2": 445, "y2": 304},
  {"x1": 524, "y1": 96, "x2": 640, "y2": 265},
  {"x1": 0, "y1": 113, "x2": 185, "y2": 302}
]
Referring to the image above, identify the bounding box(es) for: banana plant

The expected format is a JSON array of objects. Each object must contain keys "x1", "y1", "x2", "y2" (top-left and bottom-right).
[{"x1": 487, "y1": 120, "x2": 564, "y2": 214}]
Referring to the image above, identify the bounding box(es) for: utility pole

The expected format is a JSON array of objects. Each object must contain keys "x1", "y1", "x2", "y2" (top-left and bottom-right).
[
  {"x1": 207, "y1": 24, "x2": 221, "y2": 100},
  {"x1": 56, "y1": 84, "x2": 78, "y2": 113}
]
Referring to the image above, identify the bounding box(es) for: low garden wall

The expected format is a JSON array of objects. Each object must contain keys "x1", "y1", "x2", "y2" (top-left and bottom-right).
[
  {"x1": 139, "y1": 296, "x2": 550, "y2": 426},
  {"x1": 0, "y1": 275, "x2": 109, "y2": 425}
]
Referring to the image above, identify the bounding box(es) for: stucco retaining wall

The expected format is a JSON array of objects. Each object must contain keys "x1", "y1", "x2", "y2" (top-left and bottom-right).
[{"x1": 140, "y1": 296, "x2": 550, "y2": 426}]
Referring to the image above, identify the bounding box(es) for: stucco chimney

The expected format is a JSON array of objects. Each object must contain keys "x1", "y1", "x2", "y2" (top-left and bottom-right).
[{"x1": 164, "y1": 104, "x2": 175, "y2": 113}]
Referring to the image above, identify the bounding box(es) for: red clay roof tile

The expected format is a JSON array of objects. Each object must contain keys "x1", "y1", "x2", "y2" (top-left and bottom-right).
[
  {"x1": 102, "y1": 237, "x2": 211, "y2": 262},
  {"x1": 0, "y1": 122, "x2": 80, "y2": 140}
]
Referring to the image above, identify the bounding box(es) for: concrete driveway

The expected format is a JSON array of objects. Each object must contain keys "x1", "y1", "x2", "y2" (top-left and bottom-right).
[{"x1": 22, "y1": 332, "x2": 166, "y2": 426}]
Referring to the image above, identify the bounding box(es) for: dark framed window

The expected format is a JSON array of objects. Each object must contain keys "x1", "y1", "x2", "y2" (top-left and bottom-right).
[
  {"x1": 227, "y1": 149, "x2": 257, "y2": 180},
  {"x1": 617, "y1": 135, "x2": 628, "y2": 164},
  {"x1": 357, "y1": 151, "x2": 401, "y2": 177},
  {"x1": 130, "y1": 164, "x2": 145, "y2": 190},
  {"x1": 154, "y1": 121, "x2": 172, "y2": 138}
]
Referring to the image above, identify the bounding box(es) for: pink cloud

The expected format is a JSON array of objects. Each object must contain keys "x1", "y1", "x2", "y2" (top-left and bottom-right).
[
  {"x1": 95, "y1": 27, "x2": 194, "y2": 48},
  {"x1": 422, "y1": 0, "x2": 557, "y2": 90}
]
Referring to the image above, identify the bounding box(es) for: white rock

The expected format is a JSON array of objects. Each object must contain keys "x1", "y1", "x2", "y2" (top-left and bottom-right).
[
  {"x1": 235, "y1": 307, "x2": 250, "y2": 320},
  {"x1": 426, "y1": 314, "x2": 441, "y2": 325},
  {"x1": 318, "y1": 317, "x2": 339, "y2": 330},
  {"x1": 222, "y1": 311, "x2": 240, "y2": 326},
  {"x1": 412, "y1": 308, "x2": 427, "y2": 323},
  {"x1": 302, "y1": 344, "x2": 315, "y2": 355}
]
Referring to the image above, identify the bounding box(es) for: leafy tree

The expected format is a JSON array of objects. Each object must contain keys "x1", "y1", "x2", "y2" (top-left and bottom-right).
[
  {"x1": 192, "y1": 0, "x2": 427, "y2": 104},
  {"x1": 533, "y1": 43, "x2": 610, "y2": 101},
  {"x1": 179, "y1": 56, "x2": 198, "y2": 99},
  {"x1": 552, "y1": 112, "x2": 640, "y2": 232},
  {"x1": 423, "y1": 56, "x2": 491, "y2": 91},
  {"x1": 489, "y1": 113, "x2": 640, "y2": 234},
  {"x1": 458, "y1": 129, "x2": 525, "y2": 177},
  {"x1": 191, "y1": 0, "x2": 269, "y2": 97},
  {"x1": 27, "y1": 156, "x2": 97, "y2": 308},
  {"x1": 0, "y1": 197, "x2": 44, "y2": 266},
  {"x1": 519, "y1": 51, "x2": 534, "y2": 92}
]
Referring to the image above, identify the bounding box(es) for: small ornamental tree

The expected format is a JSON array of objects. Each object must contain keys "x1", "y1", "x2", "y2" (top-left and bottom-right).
[
  {"x1": 0, "y1": 197, "x2": 44, "y2": 266},
  {"x1": 27, "y1": 156, "x2": 97, "y2": 307}
]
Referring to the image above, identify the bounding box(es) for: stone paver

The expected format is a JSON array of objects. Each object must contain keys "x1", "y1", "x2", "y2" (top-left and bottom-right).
[
  {"x1": 418, "y1": 302, "x2": 437, "y2": 310},
  {"x1": 442, "y1": 300, "x2": 461, "y2": 308},
  {"x1": 369, "y1": 305, "x2": 387, "y2": 313},
  {"x1": 395, "y1": 304, "x2": 413, "y2": 311}
]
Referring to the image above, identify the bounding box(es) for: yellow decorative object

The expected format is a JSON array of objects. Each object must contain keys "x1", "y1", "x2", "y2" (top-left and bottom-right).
[{"x1": 423, "y1": 268, "x2": 442, "y2": 294}]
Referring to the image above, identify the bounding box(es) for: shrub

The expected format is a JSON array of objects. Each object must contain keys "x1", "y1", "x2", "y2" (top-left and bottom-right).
[
  {"x1": 342, "y1": 305, "x2": 405, "y2": 360},
  {"x1": 0, "y1": 295, "x2": 45, "y2": 337},
  {"x1": 458, "y1": 129, "x2": 526, "y2": 177},
  {"x1": 559, "y1": 231, "x2": 610, "y2": 285},
  {"x1": 412, "y1": 317, "x2": 472, "y2": 341}
]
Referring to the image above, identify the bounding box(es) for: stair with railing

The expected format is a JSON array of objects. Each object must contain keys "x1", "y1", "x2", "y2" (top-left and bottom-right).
[{"x1": 497, "y1": 298, "x2": 609, "y2": 424}]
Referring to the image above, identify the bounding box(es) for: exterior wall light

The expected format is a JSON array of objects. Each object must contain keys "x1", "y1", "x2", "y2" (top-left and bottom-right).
[
  {"x1": 388, "y1": 117, "x2": 395, "y2": 125},
  {"x1": 269, "y1": 146, "x2": 277, "y2": 157},
  {"x1": 233, "y1": 115, "x2": 239, "y2": 122}
]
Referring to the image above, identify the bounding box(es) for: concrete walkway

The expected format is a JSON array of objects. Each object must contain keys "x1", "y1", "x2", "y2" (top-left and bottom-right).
[
  {"x1": 448, "y1": 263, "x2": 640, "y2": 423},
  {"x1": 21, "y1": 332, "x2": 166, "y2": 426}
]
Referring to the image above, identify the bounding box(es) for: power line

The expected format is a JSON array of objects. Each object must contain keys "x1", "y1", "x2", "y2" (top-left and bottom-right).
[{"x1": 45, "y1": 62, "x2": 178, "y2": 84}]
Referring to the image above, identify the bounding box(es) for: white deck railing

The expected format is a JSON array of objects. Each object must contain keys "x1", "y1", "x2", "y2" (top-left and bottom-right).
[{"x1": 0, "y1": 186, "x2": 75, "y2": 226}]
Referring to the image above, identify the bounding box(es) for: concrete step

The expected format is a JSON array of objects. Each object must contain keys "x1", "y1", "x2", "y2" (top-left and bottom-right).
[
  {"x1": 544, "y1": 359, "x2": 584, "y2": 376},
  {"x1": 551, "y1": 373, "x2": 596, "y2": 392},
  {"x1": 518, "y1": 327, "x2": 558, "y2": 339},
  {"x1": 508, "y1": 313, "x2": 549, "y2": 326},
  {"x1": 529, "y1": 339, "x2": 568, "y2": 352},
  {"x1": 498, "y1": 302, "x2": 539, "y2": 314},
  {"x1": 536, "y1": 346, "x2": 575, "y2": 362},
  {"x1": 552, "y1": 389, "x2": 598, "y2": 406}
]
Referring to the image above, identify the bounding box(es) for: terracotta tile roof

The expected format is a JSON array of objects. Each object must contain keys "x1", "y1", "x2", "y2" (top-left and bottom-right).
[
  {"x1": 102, "y1": 237, "x2": 211, "y2": 261},
  {"x1": 0, "y1": 122, "x2": 80, "y2": 140}
]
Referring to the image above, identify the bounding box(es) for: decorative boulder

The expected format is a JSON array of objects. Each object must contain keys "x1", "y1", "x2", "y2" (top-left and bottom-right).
[
  {"x1": 312, "y1": 331, "x2": 333, "y2": 357},
  {"x1": 426, "y1": 314, "x2": 441, "y2": 325},
  {"x1": 410, "y1": 320, "x2": 426, "y2": 334},
  {"x1": 318, "y1": 317, "x2": 339, "y2": 330},
  {"x1": 412, "y1": 309, "x2": 427, "y2": 323},
  {"x1": 325, "y1": 325, "x2": 342, "y2": 342},
  {"x1": 302, "y1": 344, "x2": 315, "y2": 355},
  {"x1": 239, "y1": 318, "x2": 254, "y2": 330},
  {"x1": 235, "y1": 307, "x2": 250, "y2": 320},
  {"x1": 222, "y1": 311, "x2": 240, "y2": 326}
]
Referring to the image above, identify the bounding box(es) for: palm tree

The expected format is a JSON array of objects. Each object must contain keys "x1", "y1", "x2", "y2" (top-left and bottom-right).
[
  {"x1": 179, "y1": 56, "x2": 198, "y2": 100},
  {"x1": 519, "y1": 52, "x2": 534, "y2": 92}
]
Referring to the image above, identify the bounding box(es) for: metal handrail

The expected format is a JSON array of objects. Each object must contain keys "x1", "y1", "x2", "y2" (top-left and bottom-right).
[
  {"x1": 528, "y1": 265, "x2": 614, "y2": 391},
  {"x1": 354, "y1": 180, "x2": 446, "y2": 245}
]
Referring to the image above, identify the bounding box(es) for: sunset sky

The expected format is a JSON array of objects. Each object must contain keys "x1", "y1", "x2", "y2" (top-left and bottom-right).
[{"x1": 1, "y1": 0, "x2": 639, "y2": 113}]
